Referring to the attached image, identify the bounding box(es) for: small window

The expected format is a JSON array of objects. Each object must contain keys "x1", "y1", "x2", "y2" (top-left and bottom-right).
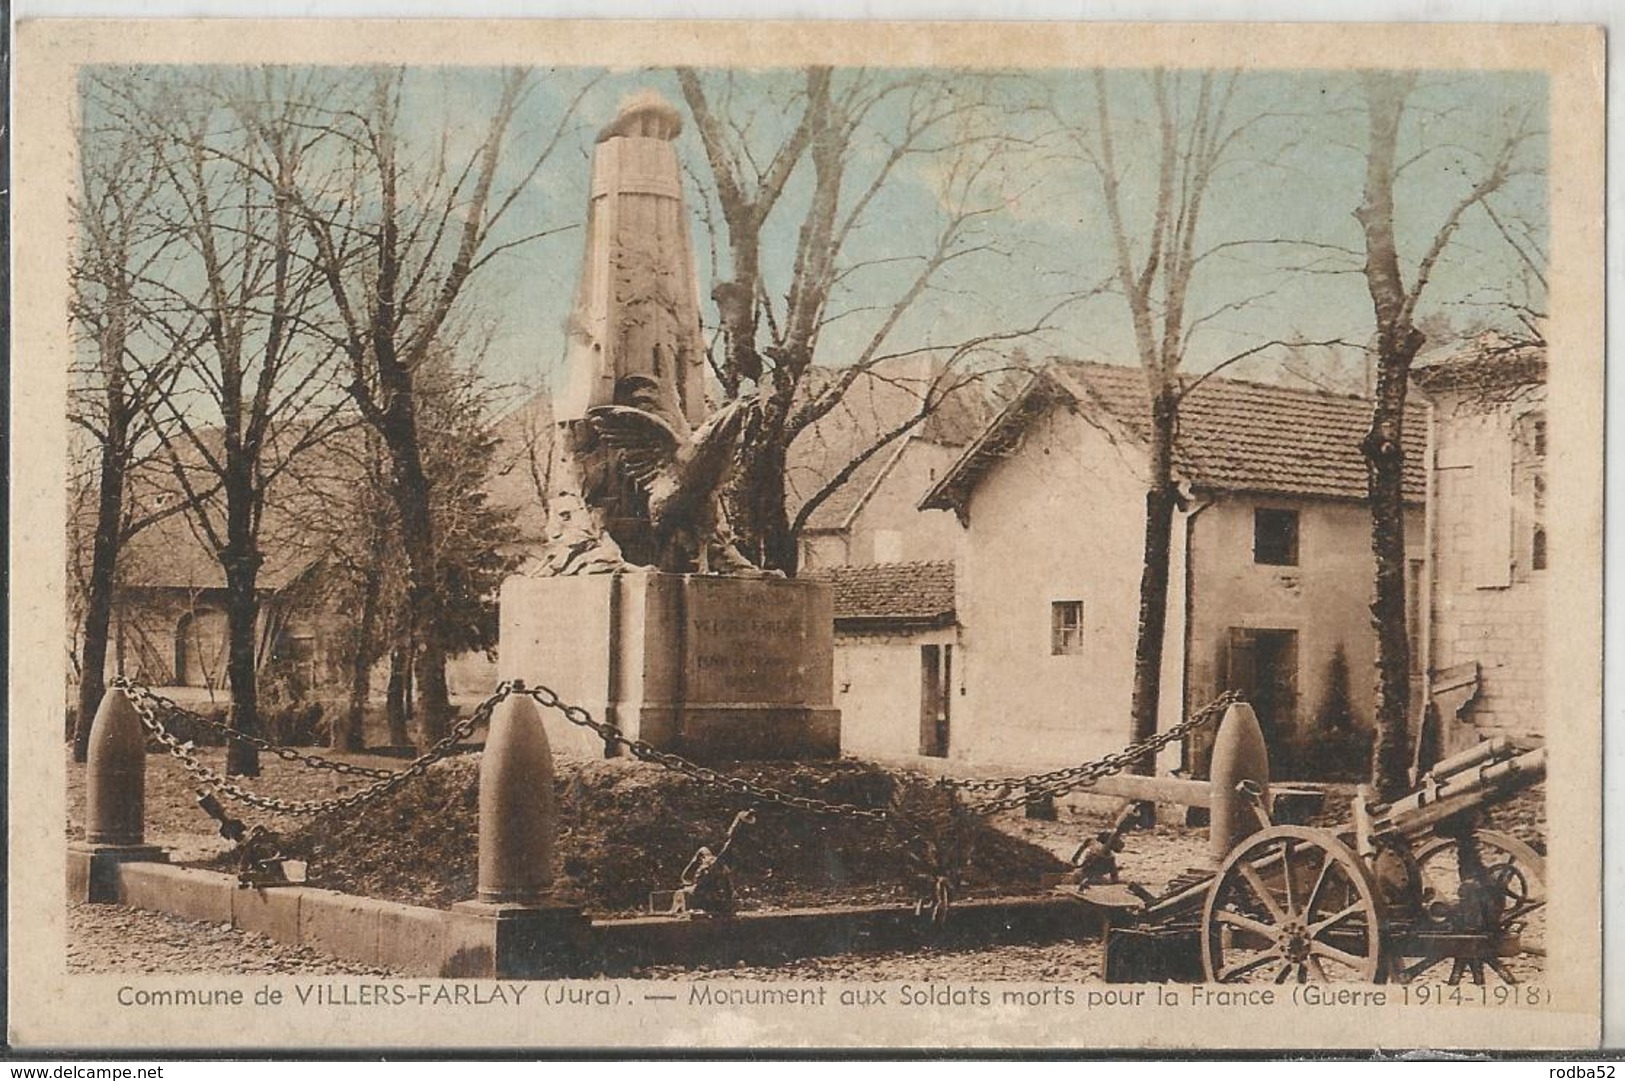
[
  {"x1": 1515, "y1": 410, "x2": 1548, "y2": 575},
  {"x1": 1254, "y1": 508, "x2": 1300, "y2": 566},
  {"x1": 1531, "y1": 475, "x2": 1548, "y2": 571},
  {"x1": 1051, "y1": 600, "x2": 1085, "y2": 655}
]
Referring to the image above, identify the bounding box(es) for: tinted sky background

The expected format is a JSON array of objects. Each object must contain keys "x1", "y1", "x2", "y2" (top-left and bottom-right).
[{"x1": 83, "y1": 64, "x2": 1548, "y2": 410}]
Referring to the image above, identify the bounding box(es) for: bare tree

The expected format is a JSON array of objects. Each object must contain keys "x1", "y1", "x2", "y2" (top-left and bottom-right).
[
  {"x1": 1061, "y1": 70, "x2": 1344, "y2": 757},
  {"x1": 1354, "y1": 73, "x2": 1539, "y2": 798},
  {"x1": 679, "y1": 67, "x2": 1057, "y2": 573},
  {"x1": 116, "y1": 68, "x2": 353, "y2": 775},
  {"x1": 283, "y1": 342, "x2": 517, "y2": 752},
  {"x1": 288, "y1": 67, "x2": 587, "y2": 746},
  {"x1": 67, "y1": 87, "x2": 202, "y2": 759}
]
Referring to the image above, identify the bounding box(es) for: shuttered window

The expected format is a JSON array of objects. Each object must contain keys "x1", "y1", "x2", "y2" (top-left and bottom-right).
[{"x1": 1051, "y1": 601, "x2": 1085, "y2": 655}]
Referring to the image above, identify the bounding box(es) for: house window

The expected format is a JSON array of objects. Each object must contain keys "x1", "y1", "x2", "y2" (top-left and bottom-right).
[
  {"x1": 1514, "y1": 410, "x2": 1547, "y2": 574},
  {"x1": 1051, "y1": 600, "x2": 1085, "y2": 655},
  {"x1": 1406, "y1": 558, "x2": 1424, "y2": 674},
  {"x1": 1254, "y1": 508, "x2": 1300, "y2": 566}
]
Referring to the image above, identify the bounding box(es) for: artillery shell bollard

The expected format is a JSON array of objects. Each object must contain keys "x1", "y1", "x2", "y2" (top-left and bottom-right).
[
  {"x1": 446, "y1": 688, "x2": 590, "y2": 978},
  {"x1": 67, "y1": 688, "x2": 168, "y2": 902},
  {"x1": 1206, "y1": 702, "x2": 1270, "y2": 867}
]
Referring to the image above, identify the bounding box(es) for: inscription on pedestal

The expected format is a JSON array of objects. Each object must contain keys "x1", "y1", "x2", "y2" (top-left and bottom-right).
[
  {"x1": 500, "y1": 571, "x2": 837, "y2": 759},
  {"x1": 688, "y1": 613, "x2": 808, "y2": 703}
]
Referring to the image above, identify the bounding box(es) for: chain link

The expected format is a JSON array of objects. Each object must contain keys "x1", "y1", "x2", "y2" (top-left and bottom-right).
[
  {"x1": 112, "y1": 688, "x2": 402, "y2": 780},
  {"x1": 111, "y1": 676, "x2": 1241, "y2": 824},
  {"x1": 513, "y1": 683, "x2": 891, "y2": 822},
  {"x1": 516, "y1": 682, "x2": 1243, "y2": 822},
  {"x1": 944, "y1": 690, "x2": 1244, "y2": 815},
  {"x1": 113, "y1": 677, "x2": 500, "y2": 817}
]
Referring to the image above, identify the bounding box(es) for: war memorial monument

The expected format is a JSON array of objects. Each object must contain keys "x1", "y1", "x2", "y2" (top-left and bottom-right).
[{"x1": 499, "y1": 92, "x2": 841, "y2": 762}]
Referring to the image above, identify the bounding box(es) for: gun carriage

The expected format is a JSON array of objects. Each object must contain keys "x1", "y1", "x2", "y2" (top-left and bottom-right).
[{"x1": 1091, "y1": 737, "x2": 1545, "y2": 985}]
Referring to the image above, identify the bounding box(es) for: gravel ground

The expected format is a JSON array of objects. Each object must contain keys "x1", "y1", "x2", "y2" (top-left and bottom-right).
[
  {"x1": 637, "y1": 940, "x2": 1104, "y2": 980},
  {"x1": 65, "y1": 748, "x2": 1547, "y2": 982},
  {"x1": 66, "y1": 901, "x2": 401, "y2": 975}
]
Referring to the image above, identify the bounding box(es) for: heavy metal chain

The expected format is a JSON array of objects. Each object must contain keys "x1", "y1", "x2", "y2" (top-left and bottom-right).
[
  {"x1": 515, "y1": 681, "x2": 1243, "y2": 821},
  {"x1": 942, "y1": 690, "x2": 1245, "y2": 815},
  {"x1": 114, "y1": 677, "x2": 495, "y2": 816},
  {"x1": 112, "y1": 675, "x2": 1240, "y2": 822},
  {"x1": 512, "y1": 682, "x2": 891, "y2": 822},
  {"x1": 109, "y1": 684, "x2": 400, "y2": 780}
]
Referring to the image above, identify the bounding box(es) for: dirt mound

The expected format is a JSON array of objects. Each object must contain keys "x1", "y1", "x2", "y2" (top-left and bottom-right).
[{"x1": 270, "y1": 755, "x2": 1068, "y2": 915}]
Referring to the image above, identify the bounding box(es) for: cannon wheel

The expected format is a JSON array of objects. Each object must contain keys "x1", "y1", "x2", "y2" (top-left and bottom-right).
[
  {"x1": 1202, "y1": 826, "x2": 1386, "y2": 984},
  {"x1": 1414, "y1": 829, "x2": 1546, "y2": 958}
]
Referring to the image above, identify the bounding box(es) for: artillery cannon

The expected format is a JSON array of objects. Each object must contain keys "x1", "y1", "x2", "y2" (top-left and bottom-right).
[{"x1": 1095, "y1": 736, "x2": 1545, "y2": 985}]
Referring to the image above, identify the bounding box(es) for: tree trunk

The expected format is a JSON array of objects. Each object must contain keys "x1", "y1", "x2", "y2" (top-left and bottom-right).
[
  {"x1": 730, "y1": 413, "x2": 798, "y2": 574},
  {"x1": 1357, "y1": 73, "x2": 1426, "y2": 801},
  {"x1": 415, "y1": 647, "x2": 451, "y2": 749},
  {"x1": 338, "y1": 566, "x2": 380, "y2": 752},
  {"x1": 1127, "y1": 385, "x2": 1179, "y2": 772},
  {"x1": 221, "y1": 545, "x2": 262, "y2": 777},
  {"x1": 386, "y1": 434, "x2": 451, "y2": 746},
  {"x1": 73, "y1": 435, "x2": 127, "y2": 761},
  {"x1": 386, "y1": 641, "x2": 411, "y2": 747},
  {"x1": 1363, "y1": 351, "x2": 1420, "y2": 800}
]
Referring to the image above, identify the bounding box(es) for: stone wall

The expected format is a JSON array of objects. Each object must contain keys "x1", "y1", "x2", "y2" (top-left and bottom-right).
[
  {"x1": 955, "y1": 405, "x2": 1184, "y2": 769},
  {"x1": 833, "y1": 625, "x2": 959, "y2": 760},
  {"x1": 1425, "y1": 384, "x2": 1547, "y2": 742}
]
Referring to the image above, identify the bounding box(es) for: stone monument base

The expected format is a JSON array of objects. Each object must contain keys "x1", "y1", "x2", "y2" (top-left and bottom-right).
[
  {"x1": 67, "y1": 841, "x2": 168, "y2": 903},
  {"x1": 444, "y1": 900, "x2": 591, "y2": 979},
  {"x1": 499, "y1": 571, "x2": 841, "y2": 761}
]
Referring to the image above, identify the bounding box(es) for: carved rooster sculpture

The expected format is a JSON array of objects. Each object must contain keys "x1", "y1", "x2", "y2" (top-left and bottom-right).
[{"x1": 587, "y1": 375, "x2": 761, "y2": 574}]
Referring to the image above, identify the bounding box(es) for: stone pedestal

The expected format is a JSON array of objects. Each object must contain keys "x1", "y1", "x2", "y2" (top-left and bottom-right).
[
  {"x1": 444, "y1": 901, "x2": 592, "y2": 979},
  {"x1": 500, "y1": 571, "x2": 841, "y2": 760},
  {"x1": 67, "y1": 842, "x2": 167, "y2": 903}
]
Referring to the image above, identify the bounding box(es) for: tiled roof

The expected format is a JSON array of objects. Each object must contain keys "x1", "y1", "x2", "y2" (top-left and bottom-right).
[
  {"x1": 1412, "y1": 341, "x2": 1546, "y2": 394},
  {"x1": 923, "y1": 360, "x2": 1427, "y2": 514},
  {"x1": 114, "y1": 427, "x2": 367, "y2": 594},
  {"x1": 817, "y1": 560, "x2": 956, "y2": 626}
]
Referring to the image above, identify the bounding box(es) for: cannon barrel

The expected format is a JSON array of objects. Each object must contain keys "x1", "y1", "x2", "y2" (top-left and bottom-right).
[
  {"x1": 1373, "y1": 746, "x2": 1545, "y2": 839},
  {"x1": 1426, "y1": 736, "x2": 1514, "y2": 783}
]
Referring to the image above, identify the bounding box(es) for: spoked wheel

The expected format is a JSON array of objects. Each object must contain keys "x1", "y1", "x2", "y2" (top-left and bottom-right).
[
  {"x1": 1202, "y1": 826, "x2": 1386, "y2": 984},
  {"x1": 1413, "y1": 829, "x2": 1546, "y2": 962}
]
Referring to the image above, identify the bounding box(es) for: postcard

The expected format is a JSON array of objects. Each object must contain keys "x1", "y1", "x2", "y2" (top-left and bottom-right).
[{"x1": 8, "y1": 17, "x2": 1604, "y2": 1051}]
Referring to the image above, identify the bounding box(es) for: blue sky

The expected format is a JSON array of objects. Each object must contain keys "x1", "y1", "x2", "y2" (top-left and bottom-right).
[{"x1": 82, "y1": 64, "x2": 1548, "y2": 408}]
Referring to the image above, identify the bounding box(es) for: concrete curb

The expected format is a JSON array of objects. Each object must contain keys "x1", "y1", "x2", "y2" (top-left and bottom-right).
[
  {"x1": 104, "y1": 862, "x2": 1100, "y2": 977},
  {"x1": 112, "y1": 863, "x2": 468, "y2": 976}
]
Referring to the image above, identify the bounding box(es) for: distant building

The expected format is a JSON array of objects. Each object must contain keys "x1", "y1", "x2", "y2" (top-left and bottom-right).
[
  {"x1": 1412, "y1": 344, "x2": 1547, "y2": 754},
  {"x1": 787, "y1": 358, "x2": 990, "y2": 572},
  {"x1": 104, "y1": 476, "x2": 330, "y2": 707},
  {"x1": 919, "y1": 360, "x2": 1427, "y2": 776},
  {"x1": 820, "y1": 560, "x2": 959, "y2": 760}
]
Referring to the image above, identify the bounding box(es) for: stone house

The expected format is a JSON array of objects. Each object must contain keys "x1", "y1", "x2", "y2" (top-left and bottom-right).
[
  {"x1": 788, "y1": 359, "x2": 989, "y2": 572},
  {"x1": 917, "y1": 360, "x2": 1426, "y2": 777},
  {"x1": 820, "y1": 560, "x2": 959, "y2": 760},
  {"x1": 104, "y1": 486, "x2": 330, "y2": 707},
  {"x1": 1412, "y1": 344, "x2": 1547, "y2": 755},
  {"x1": 784, "y1": 363, "x2": 985, "y2": 764}
]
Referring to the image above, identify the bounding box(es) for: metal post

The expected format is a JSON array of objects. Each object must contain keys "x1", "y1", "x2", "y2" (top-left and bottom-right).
[
  {"x1": 85, "y1": 687, "x2": 149, "y2": 846},
  {"x1": 476, "y1": 692, "x2": 555, "y2": 904},
  {"x1": 1207, "y1": 702, "x2": 1271, "y2": 865},
  {"x1": 70, "y1": 687, "x2": 167, "y2": 901}
]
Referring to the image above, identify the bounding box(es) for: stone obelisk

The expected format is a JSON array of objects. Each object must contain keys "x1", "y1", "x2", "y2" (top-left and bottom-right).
[
  {"x1": 505, "y1": 91, "x2": 841, "y2": 763},
  {"x1": 555, "y1": 92, "x2": 709, "y2": 565}
]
